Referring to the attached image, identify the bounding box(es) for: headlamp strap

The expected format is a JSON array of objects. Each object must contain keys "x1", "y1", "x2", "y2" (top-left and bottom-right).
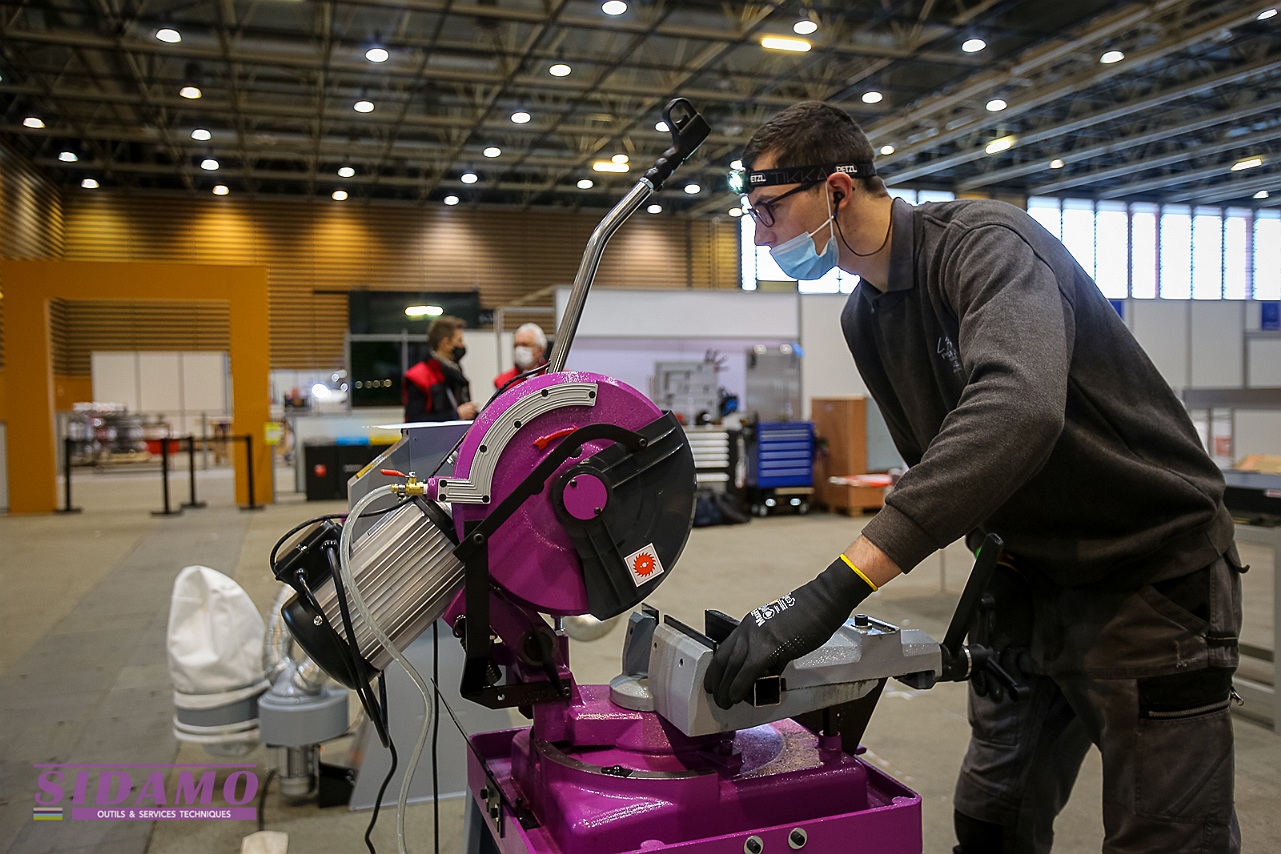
[{"x1": 743, "y1": 162, "x2": 877, "y2": 188}]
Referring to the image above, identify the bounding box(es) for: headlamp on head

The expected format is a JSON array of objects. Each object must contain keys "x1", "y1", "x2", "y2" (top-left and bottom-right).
[{"x1": 733, "y1": 162, "x2": 878, "y2": 193}]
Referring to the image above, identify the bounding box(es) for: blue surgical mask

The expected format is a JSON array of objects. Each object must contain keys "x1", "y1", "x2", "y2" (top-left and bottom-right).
[{"x1": 768, "y1": 187, "x2": 837, "y2": 280}]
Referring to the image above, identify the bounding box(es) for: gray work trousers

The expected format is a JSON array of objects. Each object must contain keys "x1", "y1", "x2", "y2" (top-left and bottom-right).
[{"x1": 953, "y1": 551, "x2": 1245, "y2": 853}]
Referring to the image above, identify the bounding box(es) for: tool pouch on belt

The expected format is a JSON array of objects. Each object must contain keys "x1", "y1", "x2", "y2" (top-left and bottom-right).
[{"x1": 970, "y1": 551, "x2": 1039, "y2": 693}]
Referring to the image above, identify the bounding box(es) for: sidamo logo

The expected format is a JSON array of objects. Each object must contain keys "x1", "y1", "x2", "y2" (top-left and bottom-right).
[{"x1": 32, "y1": 763, "x2": 259, "y2": 822}]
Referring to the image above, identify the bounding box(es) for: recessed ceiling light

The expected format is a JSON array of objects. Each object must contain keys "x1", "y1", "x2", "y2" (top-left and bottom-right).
[
  {"x1": 338, "y1": 166, "x2": 355, "y2": 178},
  {"x1": 577, "y1": 178, "x2": 594, "y2": 189},
  {"x1": 962, "y1": 37, "x2": 986, "y2": 53},
  {"x1": 156, "y1": 28, "x2": 182, "y2": 44},
  {"x1": 592, "y1": 161, "x2": 628, "y2": 172},
  {"x1": 655, "y1": 121, "x2": 669, "y2": 132},
  {"x1": 354, "y1": 100, "x2": 375, "y2": 113},
  {"x1": 58, "y1": 151, "x2": 78, "y2": 162},
  {"x1": 647, "y1": 204, "x2": 662, "y2": 213},
  {"x1": 793, "y1": 20, "x2": 818, "y2": 36},
  {"x1": 23, "y1": 116, "x2": 45, "y2": 128},
  {"x1": 511, "y1": 110, "x2": 531, "y2": 124},
  {"x1": 1050, "y1": 158, "x2": 1065, "y2": 169},
  {"x1": 985, "y1": 135, "x2": 1017, "y2": 154},
  {"x1": 602, "y1": 1, "x2": 627, "y2": 15},
  {"x1": 180, "y1": 86, "x2": 202, "y2": 100},
  {"x1": 404, "y1": 305, "x2": 443, "y2": 319},
  {"x1": 1258, "y1": 8, "x2": 1277, "y2": 20},
  {"x1": 1231, "y1": 156, "x2": 1264, "y2": 171},
  {"x1": 483, "y1": 146, "x2": 501, "y2": 158},
  {"x1": 612, "y1": 153, "x2": 629, "y2": 164},
  {"x1": 1254, "y1": 190, "x2": 1270, "y2": 199},
  {"x1": 1100, "y1": 50, "x2": 1125, "y2": 64},
  {"x1": 81, "y1": 178, "x2": 99, "y2": 189},
  {"x1": 728, "y1": 207, "x2": 744, "y2": 217},
  {"x1": 365, "y1": 47, "x2": 389, "y2": 63},
  {"x1": 200, "y1": 158, "x2": 219, "y2": 171},
  {"x1": 730, "y1": 159, "x2": 744, "y2": 170},
  {"x1": 684, "y1": 183, "x2": 701, "y2": 195},
  {"x1": 460, "y1": 172, "x2": 478, "y2": 184},
  {"x1": 986, "y1": 98, "x2": 1008, "y2": 112},
  {"x1": 549, "y1": 63, "x2": 571, "y2": 77},
  {"x1": 862, "y1": 91, "x2": 884, "y2": 104},
  {"x1": 761, "y1": 36, "x2": 812, "y2": 52},
  {"x1": 443, "y1": 194, "x2": 460, "y2": 206},
  {"x1": 332, "y1": 189, "x2": 348, "y2": 201},
  {"x1": 212, "y1": 185, "x2": 229, "y2": 196},
  {"x1": 191, "y1": 128, "x2": 211, "y2": 140},
  {"x1": 879, "y1": 144, "x2": 895, "y2": 156}
]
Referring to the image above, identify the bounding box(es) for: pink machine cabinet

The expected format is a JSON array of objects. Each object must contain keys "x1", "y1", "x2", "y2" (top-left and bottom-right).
[{"x1": 464, "y1": 689, "x2": 924, "y2": 854}]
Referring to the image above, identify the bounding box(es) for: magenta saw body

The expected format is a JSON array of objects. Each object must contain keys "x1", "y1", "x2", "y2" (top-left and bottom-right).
[
  {"x1": 467, "y1": 686, "x2": 924, "y2": 854},
  {"x1": 445, "y1": 370, "x2": 662, "y2": 616}
]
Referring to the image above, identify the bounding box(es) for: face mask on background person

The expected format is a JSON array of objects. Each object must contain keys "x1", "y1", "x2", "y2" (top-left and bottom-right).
[
  {"x1": 768, "y1": 185, "x2": 838, "y2": 281},
  {"x1": 513, "y1": 345, "x2": 539, "y2": 370},
  {"x1": 451, "y1": 345, "x2": 467, "y2": 363}
]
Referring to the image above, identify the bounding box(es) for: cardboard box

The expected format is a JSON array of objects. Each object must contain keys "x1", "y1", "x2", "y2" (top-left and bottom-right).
[{"x1": 1233, "y1": 454, "x2": 1281, "y2": 475}]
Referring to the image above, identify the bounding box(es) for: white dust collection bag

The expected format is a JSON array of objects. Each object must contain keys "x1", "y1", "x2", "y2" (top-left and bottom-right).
[{"x1": 168, "y1": 565, "x2": 270, "y2": 754}]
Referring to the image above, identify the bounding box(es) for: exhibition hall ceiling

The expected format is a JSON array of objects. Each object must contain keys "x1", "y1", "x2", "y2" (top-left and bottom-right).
[{"x1": 2, "y1": 0, "x2": 1278, "y2": 213}]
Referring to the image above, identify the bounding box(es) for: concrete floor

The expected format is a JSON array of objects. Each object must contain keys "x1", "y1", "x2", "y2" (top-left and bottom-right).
[{"x1": 2, "y1": 464, "x2": 1278, "y2": 853}]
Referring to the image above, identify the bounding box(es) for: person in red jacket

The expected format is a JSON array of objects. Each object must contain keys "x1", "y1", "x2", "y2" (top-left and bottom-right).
[
  {"x1": 403, "y1": 315, "x2": 477, "y2": 422},
  {"x1": 493, "y1": 322, "x2": 549, "y2": 390}
]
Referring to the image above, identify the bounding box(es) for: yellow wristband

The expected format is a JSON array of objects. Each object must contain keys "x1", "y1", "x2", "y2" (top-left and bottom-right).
[{"x1": 838, "y1": 553, "x2": 879, "y2": 591}]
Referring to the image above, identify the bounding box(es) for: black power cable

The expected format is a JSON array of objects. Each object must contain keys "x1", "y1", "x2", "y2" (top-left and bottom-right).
[
  {"x1": 364, "y1": 675, "x2": 398, "y2": 854},
  {"x1": 432, "y1": 621, "x2": 441, "y2": 854},
  {"x1": 256, "y1": 769, "x2": 278, "y2": 832}
]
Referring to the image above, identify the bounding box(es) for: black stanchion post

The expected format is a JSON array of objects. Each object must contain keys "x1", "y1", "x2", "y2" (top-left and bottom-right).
[
  {"x1": 152, "y1": 438, "x2": 183, "y2": 517},
  {"x1": 57, "y1": 436, "x2": 83, "y2": 514},
  {"x1": 181, "y1": 436, "x2": 207, "y2": 509},
  {"x1": 240, "y1": 434, "x2": 264, "y2": 512}
]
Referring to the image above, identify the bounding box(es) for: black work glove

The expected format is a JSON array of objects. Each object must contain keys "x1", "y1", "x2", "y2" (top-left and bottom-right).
[{"x1": 703, "y1": 556, "x2": 877, "y2": 710}]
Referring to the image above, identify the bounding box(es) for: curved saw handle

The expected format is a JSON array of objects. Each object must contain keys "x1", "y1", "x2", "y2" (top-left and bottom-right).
[{"x1": 643, "y1": 98, "x2": 711, "y2": 192}]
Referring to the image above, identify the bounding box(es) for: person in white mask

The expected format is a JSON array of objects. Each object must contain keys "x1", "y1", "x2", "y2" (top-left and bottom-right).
[
  {"x1": 708, "y1": 100, "x2": 1243, "y2": 854},
  {"x1": 493, "y1": 322, "x2": 549, "y2": 390}
]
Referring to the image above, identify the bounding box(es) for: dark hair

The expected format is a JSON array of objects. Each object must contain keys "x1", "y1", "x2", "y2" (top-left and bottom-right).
[
  {"x1": 428, "y1": 315, "x2": 466, "y2": 351},
  {"x1": 742, "y1": 100, "x2": 888, "y2": 197}
]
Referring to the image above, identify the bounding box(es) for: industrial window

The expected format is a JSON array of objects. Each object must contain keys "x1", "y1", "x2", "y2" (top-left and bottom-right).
[
  {"x1": 1130, "y1": 204, "x2": 1158, "y2": 300},
  {"x1": 1224, "y1": 209, "x2": 1250, "y2": 300},
  {"x1": 1160, "y1": 205, "x2": 1193, "y2": 299},
  {"x1": 1026, "y1": 196, "x2": 1278, "y2": 300},
  {"x1": 1257, "y1": 212, "x2": 1281, "y2": 300},
  {"x1": 1095, "y1": 202, "x2": 1129, "y2": 300}
]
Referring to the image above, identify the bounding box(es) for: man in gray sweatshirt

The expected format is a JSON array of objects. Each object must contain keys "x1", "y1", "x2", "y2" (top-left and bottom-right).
[{"x1": 703, "y1": 101, "x2": 1244, "y2": 853}]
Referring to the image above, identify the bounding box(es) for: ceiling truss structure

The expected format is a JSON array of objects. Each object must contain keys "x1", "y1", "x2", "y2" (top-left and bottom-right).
[{"x1": 1, "y1": 0, "x2": 1277, "y2": 215}]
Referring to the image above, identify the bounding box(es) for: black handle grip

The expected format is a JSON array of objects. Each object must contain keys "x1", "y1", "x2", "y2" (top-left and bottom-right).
[
  {"x1": 941, "y1": 532, "x2": 1004, "y2": 656},
  {"x1": 642, "y1": 98, "x2": 711, "y2": 191}
]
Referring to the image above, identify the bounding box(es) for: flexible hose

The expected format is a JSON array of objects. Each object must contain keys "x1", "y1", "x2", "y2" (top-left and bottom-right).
[{"x1": 338, "y1": 484, "x2": 435, "y2": 854}]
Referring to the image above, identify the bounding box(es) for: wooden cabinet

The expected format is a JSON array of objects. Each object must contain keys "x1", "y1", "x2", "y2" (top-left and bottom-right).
[{"x1": 811, "y1": 396, "x2": 885, "y2": 515}]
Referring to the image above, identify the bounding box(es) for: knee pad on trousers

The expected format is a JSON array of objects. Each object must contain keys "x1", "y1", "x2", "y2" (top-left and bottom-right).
[{"x1": 954, "y1": 809, "x2": 1008, "y2": 854}]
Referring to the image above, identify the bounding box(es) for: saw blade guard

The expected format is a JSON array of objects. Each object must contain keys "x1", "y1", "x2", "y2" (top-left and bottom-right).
[{"x1": 436, "y1": 369, "x2": 696, "y2": 618}]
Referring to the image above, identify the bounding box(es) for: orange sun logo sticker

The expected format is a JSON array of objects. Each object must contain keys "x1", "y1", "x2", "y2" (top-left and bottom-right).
[{"x1": 623, "y1": 544, "x2": 664, "y2": 587}]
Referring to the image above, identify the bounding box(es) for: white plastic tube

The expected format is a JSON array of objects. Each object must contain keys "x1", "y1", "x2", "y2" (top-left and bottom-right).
[{"x1": 338, "y1": 484, "x2": 435, "y2": 854}]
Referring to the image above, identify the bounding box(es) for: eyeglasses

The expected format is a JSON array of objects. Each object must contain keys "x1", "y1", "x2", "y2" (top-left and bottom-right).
[{"x1": 741, "y1": 181, "x2": 819, "y2": 227}]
